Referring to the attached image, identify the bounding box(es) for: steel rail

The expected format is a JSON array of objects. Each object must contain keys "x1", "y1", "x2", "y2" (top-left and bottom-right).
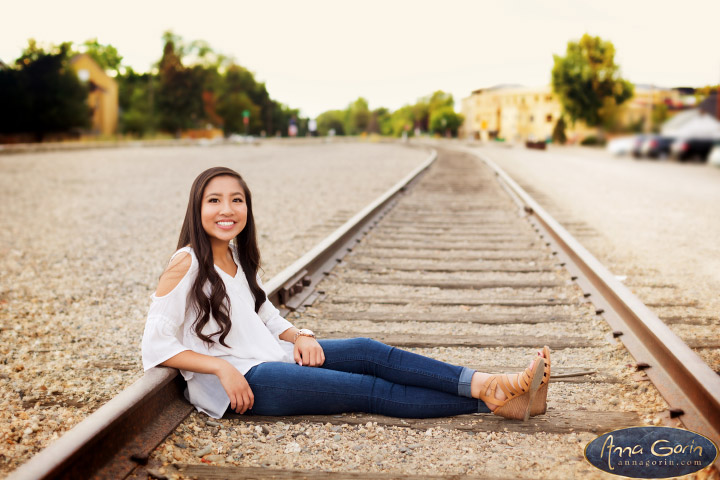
[
  {"x1": 475, "y1": 151, "x2": 720, "y2": 464},
  {"x1": 265, "y1": 149, "x2": 437, "y2": 314},
  {"x1": 8, "y1": 149, "x2": 437, "y2": 480}
]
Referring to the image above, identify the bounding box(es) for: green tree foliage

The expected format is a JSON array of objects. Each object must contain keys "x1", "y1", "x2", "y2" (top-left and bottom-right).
[
  {"x1": 552, "y1": 117, "x2": 567, "y2": 144},
  {"x1": 0, "y1": 39, "x2": 90, "y2": 140},
  {"x1": 389, "y1": 106, "x2": 415, "y2": 137},
  {"x1": 118, "y1": 68, "x2": 157, "y2": 135},
  {"x1": 368, "y1": 107, "x2": 392, "y2": 135},
  {"x1": 651, "y1": 103, "x2": 669, "y2": 133},
  {"x1": 77, "y1": 38, "x2": 123, "y2": 74},
  {"x1": 429, "y1": 106, "x2": 463, "y2": 136},
  {"x1": 314, "y1": 90, "x2": 462, "y2": 138},
  {"x1": 316, "y1": 110, "x2": 346, "y2": 136},
  {"x1": 156, "y1": 37, "x2": 207, "y2": 133},
  {"x1": 551, "y1": 34, "x2": 633, "y2": 128},
  {"x1": 147, "y1": 31, "x2": 303, "y2": 137},
  {"x1": 217, "y1": 64, "x2": 271, "y2": 135},
  {"x1": 344, "y1": 97, "x2": 370, "y2": 135}
]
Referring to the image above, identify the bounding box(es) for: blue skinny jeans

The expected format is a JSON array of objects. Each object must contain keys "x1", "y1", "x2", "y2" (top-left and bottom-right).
[{"x1": 239, "y1": 338, "x2": 490, "y2": 418}]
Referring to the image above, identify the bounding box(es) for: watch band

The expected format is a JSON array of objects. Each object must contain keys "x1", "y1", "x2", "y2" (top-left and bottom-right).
[{"x1": 293, "y1": 328, "x2": 316, "y2": 342}]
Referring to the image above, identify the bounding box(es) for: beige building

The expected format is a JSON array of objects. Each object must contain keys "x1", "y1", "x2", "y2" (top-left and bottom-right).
[
  {"x1": 461, "y1": 84, "x2": 684, "y2": 142},
  {"x1": 461, "y1": 85, "x2": 570, "y2": 142},
  {"x1": 615, "y1": 85, "x2": 682, "y2": 132},
  {"x1": 70, "y1": 54, "x2": 118, "y2": 136}
]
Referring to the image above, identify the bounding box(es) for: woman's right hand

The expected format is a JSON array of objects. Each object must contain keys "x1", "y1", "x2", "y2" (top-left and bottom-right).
[
  {"x1": 216, "y1": 360, "x2": 254, "y2": 414},
  {"x1": 160, "y1": 351, "x2": 255, "y2": 414}
]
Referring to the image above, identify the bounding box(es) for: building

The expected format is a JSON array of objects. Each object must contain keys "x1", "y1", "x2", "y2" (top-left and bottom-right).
[
  {"x1": 460, "y1": 85, "x2": 589, "y2": 142},
  {"x1": 70, "y1": 54, "x2": 118, "y2": 136},
  {"x1": 461, "y1": 84, "x2": 687, "y2": 142},
  {"x1": 615, "y1": 85, "x2": 683, "y2": 132}
]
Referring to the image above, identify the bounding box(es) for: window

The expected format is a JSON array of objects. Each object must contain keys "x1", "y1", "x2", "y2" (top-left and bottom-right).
[{"x1": 546, "y1": 114, "x2": 553, "y2": 123}]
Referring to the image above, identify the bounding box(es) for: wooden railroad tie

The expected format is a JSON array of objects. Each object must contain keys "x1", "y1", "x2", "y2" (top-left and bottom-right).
[
  {"x1": 337, "y1": 275, "x2": 563, "y2": 290},
  {"x1": 319, "y1": 333, "x2": 598, "y2": 349},
  {"x1": 319, "y1": 311, "x2": 579, "y2": 325},
  {"x1": 329, "y1": 295, "x2": 574, "y2": 307},
  {"x1": 227, "y1": 410, "x2": 639, "y2": 435}
]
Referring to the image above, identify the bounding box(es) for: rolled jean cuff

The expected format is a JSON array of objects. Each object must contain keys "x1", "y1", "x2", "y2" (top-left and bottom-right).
[{"x1": 457, "y1": 367, "x2": 475, "y2": 398}]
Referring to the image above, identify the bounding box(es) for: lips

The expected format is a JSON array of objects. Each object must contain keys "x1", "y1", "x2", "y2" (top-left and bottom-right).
[{"x1": 216, "y1": 220, "x2": 236, "y2": 230}]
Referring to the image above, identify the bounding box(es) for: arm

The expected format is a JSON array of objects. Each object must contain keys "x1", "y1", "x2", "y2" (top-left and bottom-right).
[
  {"x1": 279, "y1": 327, "x2": 325, "y2": 367},
  {"x1": 254, "y1": 275, "x2": 324, "y2": 366},
  {"x1": 145, "y1": 251, "x2": 253, "y2": 413},
  {"x1": 161, "y1": 351, "x2": 254, "y2": 414}
]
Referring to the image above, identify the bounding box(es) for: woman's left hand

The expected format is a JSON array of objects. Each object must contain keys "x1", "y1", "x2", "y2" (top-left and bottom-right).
[{"x1": 294, "y1": 337, "x2": 325, "y2": 367}]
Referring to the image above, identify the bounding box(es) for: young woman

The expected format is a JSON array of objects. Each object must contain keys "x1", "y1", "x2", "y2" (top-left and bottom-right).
[{"x1": 142, "y1": 167, "x2": 551, "y2": 421}]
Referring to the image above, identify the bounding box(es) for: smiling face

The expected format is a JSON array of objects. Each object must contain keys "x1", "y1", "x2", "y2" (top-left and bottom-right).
[{"x1": 200, "y1": 175, "x2": 248, "y2": 246}]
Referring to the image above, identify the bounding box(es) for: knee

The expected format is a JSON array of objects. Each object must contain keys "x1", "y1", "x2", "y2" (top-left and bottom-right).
[
  {"x1": 352, "y1": 337, "x2": 381, "y2": 349},
  {"x1": 351, "y1": 337, "x2": 392, "y2": 356}
]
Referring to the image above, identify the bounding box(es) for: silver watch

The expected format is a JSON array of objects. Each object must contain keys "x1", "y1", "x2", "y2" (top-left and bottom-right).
[{"x1": 293, "y1": 328, "x2": 316, "y2": 342}]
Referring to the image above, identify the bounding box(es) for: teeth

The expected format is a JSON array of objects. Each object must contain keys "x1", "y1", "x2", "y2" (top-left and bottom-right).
[{"x1": 217, "y1": 221, "x2": 234, "y2": 226}]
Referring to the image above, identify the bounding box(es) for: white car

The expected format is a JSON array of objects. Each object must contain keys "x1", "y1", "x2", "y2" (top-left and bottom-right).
[
  {"x1": 708, "y1": 143, "x2": 720, "y2": 167},
  {"x1": 606, "y1": 136, "x2": 635, "y2": 156}
]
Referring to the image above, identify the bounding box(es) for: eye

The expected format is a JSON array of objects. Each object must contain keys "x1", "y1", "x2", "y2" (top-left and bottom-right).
[
  {"x1": 208, "y1": 198, "x2": 219, "y2": 203},
  {"x1": 233, "y1": 198, "x2": 244, "y2": 203}
]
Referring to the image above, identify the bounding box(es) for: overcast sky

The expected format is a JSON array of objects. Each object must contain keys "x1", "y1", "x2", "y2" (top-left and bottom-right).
[{"x1": 3, "y1": 0, "x2": 719, "y2": 118}]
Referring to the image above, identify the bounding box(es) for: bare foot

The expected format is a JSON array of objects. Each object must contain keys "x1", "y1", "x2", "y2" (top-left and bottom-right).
[{"x1": 471, "y1": 350, "x2": 546, "y2": 411}]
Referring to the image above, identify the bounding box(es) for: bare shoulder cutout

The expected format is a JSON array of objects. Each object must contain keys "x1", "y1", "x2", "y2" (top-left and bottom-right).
[{"x1": 155, "y1": 252, "x2": 192, "y2": 297}]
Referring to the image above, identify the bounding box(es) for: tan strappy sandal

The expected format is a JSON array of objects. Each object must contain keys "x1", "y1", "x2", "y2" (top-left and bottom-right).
[
  {"x1": 478, "y1": 353, "x2": 547, "y2": 421},
  {"x1": 530, "y1": 345, "x2": 551, "y2": 416}
]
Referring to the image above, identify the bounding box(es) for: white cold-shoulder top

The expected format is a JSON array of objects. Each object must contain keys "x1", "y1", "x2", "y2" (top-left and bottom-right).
[{"x1": 141, "y1": 246, "x2": 295, "y2": 418}]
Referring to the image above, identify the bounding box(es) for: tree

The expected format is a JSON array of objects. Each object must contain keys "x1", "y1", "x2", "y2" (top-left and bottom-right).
[
  {"x1": 117, "y1": 68, "x2": 157, "y2": 135},
  {"x1": 429, "y1": 106, "x2": 463, "y2": 136},
  {"x1": 216, "y1": 64, "x2": 266, "y2": 135},
  {"x1": 344, "y1": 97, "x2": 370, "y2": 135},
  {"x1": 77, "y1": 38, "x2": 123, "y2": 74},
  {"x1": 156, "y1": 36, "x2": 206, "y2": 133},
  {"x1": 551, "y1": 34, "x2": 633, "y2": 129},
  {"x1": 368, "y1": 107, "x2": 391, "y2": 135},
  {"x1": 552, "y1": 117, "x2": 567, "y2": 144},
  {"x1": 384, "y1": 106, "x2": 412, "y2": 137},
  {"x1": 316, "y1": 110, "x2": 346, "y2": 136},
  {"x1": 0, "y1": 40, "x2": 90, "y2": 140},
  {"x1": 651, "y1": 103, "x2": 669, "y2": 133}
]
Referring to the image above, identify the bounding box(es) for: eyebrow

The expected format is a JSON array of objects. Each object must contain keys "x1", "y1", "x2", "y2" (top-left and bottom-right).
[{"x1": 205, "y1": 191, "x2": 245, "y2": 198}]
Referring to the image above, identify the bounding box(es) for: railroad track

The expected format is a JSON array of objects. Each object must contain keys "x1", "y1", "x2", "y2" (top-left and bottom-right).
[{"x1": 9, "y1": 146, "x2": 720, "y2": 479}]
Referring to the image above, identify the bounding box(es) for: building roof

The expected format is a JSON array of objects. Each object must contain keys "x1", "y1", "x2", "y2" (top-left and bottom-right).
[{"x1": 471, "y1": 84, "x2": 525, "y2": 95}]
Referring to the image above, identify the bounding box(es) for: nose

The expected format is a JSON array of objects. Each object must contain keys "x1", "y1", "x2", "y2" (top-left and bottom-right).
[{"x1": 220, "y1": 200, "x2": 233, "y2": 215}]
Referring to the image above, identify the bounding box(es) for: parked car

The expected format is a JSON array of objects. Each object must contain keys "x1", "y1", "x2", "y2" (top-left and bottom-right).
[
  {"x1": 708, "y1": 141, "x2": 720, "y2": 167},
  {"x1": 670, "y1": 138, "x2": 716, "y2": 161},
  {"x1": 630, "y1": 135, "x2": 648, "y2": 158},
  {"x1": 640, "y1": 135, "x2": 675, "y2": 159},
  {"x1": 606, "y1": 136, "x2": 635, "y2": 155}
]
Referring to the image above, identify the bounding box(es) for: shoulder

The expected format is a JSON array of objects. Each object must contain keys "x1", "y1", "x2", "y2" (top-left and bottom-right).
[{"x1": 155, "y1": 248, "x2": 195, "y2": 297}]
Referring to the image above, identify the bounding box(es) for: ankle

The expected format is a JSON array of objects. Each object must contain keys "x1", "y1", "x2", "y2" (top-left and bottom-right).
[{"x1": 471, "y1": 372, "x2": 499, "y2": 411}]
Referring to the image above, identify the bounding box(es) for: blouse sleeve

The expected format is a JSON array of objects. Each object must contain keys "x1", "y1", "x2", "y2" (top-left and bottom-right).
[
  {"x1": 256, "y1": 274, "x2": 294, "y2": 338},
  {"x1": 141, "y1": 253, "x2": 196, "y2": 371}
]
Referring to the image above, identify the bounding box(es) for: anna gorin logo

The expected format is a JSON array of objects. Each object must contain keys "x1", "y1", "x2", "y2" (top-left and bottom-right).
[{"x1": 584, "y1": 426, "x2": 718, "y2": 478}]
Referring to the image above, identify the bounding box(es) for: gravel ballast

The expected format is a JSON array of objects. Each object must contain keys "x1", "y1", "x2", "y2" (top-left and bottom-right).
[
  {"x1": 0, "y1": 141, "x2": 428, "y2": 476},
  {"x1": 470, "y1": 143, "x2": 720, "y2": 371}
]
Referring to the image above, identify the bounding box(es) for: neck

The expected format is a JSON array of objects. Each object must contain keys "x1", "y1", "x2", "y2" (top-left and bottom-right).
[{"x1": 209, "y1": 239, "x2": 231, "y2": 264}]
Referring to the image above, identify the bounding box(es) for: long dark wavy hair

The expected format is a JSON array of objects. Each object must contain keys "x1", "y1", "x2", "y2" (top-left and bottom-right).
[{"x1": 177, "y1": 167, "x2": 265, "y2": 347}]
